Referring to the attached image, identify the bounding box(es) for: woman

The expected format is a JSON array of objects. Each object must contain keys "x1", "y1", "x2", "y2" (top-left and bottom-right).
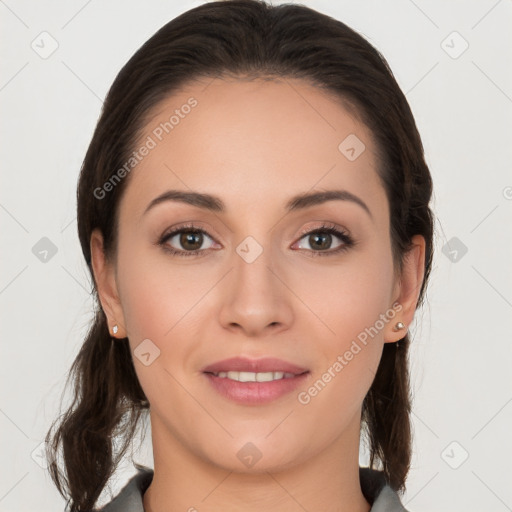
[{"x1": 45, "y1": 1, "x2": 434, "y2": 511}]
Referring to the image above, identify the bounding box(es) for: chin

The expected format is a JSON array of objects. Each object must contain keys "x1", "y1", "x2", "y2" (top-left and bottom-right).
[{"x1": 201, "y1": 437, "x2": 308, "y2": 474}]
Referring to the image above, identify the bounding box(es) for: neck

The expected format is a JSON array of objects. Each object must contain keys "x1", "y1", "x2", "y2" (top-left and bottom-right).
[{"x1": 143, "y1": 412, "x2": 371, "y2": 512}]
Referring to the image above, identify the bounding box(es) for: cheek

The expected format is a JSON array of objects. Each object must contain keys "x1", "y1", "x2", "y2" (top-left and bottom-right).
[
  {"x1": 295, "y1": 244, "x2": 395, "y2": 344},
  {"x1": 115, "y1": 242, "x2": 207, "y2": 410},
  {"x1": 116, "y1": 237, "x2": 207, "y2": 339},
  {"x1": 292, "y1": 242, "x2": 394, "y2": 404}
]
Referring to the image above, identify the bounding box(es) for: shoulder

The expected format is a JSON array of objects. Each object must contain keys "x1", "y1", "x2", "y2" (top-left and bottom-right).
[
  {"x1": 96, "y1": 465, "x2": 154, "y2": 512},
  {"x1": 359, "y1": 467, "x2": 410, "y2": 512}
]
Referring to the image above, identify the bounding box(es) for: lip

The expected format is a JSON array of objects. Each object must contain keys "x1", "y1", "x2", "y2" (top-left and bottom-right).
[
  {"x1": 204, "y1": 372, "x2": 309, "y2": 405},
  {"x1": 202, "y1": 357, "x2": 310, "y2": 405},
  {"x1": 202, "y1": 356, "x2": 308, "y2": 375}
]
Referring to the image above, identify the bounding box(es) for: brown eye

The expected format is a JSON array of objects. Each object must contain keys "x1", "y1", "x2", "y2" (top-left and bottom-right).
[
  {"x1": 159, "y1": 225, "x2": 217, "y2": 257},
  {"x1": 294, "y1": 225, "x2": 353, "y2": 256}
]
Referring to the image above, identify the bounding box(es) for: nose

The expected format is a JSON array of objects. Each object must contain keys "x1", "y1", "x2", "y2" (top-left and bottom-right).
[{"x1": 218, "y1": 242, "x2": 294, "y2": 337}]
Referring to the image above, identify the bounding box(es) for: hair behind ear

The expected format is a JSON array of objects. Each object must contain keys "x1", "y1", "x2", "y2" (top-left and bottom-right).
[
  {"x1": 361, "y1": 335, "x2": 412, "y2": 492},
  {"x1": 45, "y1": 308, "x2": 149, "y2": 512}
]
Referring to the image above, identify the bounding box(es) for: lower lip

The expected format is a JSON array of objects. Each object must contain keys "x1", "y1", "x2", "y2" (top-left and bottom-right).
[{"x1": 204, "y1": 372, "x2": 309, "y2": 405}]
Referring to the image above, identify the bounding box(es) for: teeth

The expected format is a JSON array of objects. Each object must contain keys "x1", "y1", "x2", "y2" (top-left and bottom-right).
[{"x1": 214, "y1": 371, "x2": 296, "y2": 382}]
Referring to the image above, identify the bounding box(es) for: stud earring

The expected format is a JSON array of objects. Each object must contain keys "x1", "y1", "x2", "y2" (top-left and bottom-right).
[
  {"x1": 394, "y1": 321, "x2": 405, "y2": 331},
  {"x1": 112, "y1": 325, "x2": 119, "y2": 335}
]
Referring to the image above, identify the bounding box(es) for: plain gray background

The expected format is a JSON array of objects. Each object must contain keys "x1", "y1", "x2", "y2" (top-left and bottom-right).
[{"x1": 1, "y1": 1, "x2": 511, "y2": 511}]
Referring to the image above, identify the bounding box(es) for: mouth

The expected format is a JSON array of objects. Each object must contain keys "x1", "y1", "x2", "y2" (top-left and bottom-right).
[{"x1": 201, "y1": 357, "x2": 310, "y2": 405}]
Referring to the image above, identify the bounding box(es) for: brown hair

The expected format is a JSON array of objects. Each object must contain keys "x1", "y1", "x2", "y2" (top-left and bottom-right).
[{"x1": 45, "y1": 1, "x2": 434, "y2": 510}]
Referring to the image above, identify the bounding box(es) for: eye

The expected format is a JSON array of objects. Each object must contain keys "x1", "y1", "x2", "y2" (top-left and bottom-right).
[
  {"x1": 293, "y1": 223, "x2": 354, "y2": 257},
  {"x1": 158, "y1": 223, "x2": 218, "y2": 257},
  {"x1": 157, "y1": 222, "x2": 355, "y2": 258}
]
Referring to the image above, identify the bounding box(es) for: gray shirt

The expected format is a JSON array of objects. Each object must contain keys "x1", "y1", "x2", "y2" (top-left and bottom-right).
[{"x1": 98, "y1": 465, "x2": 409, "y2": 511}]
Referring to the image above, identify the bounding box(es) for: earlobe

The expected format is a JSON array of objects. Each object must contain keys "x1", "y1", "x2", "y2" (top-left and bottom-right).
[
  {"x1": 384, "y1": 235, "x2": 426, "y2": 343},
  {"x1": 90, "y1": 228, "x2": 127, "y2": 338}
]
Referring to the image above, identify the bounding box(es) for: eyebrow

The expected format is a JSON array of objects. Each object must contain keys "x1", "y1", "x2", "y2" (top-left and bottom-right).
[{"x1": 143, "y1": 189, "x2": 372, "y2": 219}]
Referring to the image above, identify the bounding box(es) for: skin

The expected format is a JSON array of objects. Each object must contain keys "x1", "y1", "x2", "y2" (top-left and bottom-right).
[{"x1": 91, "y1": 77, "x2": 425, "y2": 512}]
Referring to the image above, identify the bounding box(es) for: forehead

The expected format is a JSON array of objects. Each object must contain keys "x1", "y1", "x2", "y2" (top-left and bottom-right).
[{"x1": 119, "y1": 77, "x2": 386, "y2": 221}]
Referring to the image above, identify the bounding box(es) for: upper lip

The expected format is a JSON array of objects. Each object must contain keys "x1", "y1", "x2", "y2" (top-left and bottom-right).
[{"x1": 202, "y1": 357, "x2": 309, "y2": 375}]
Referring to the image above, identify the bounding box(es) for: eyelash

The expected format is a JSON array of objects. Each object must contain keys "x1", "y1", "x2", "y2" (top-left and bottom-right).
[{"x1": 157, "y1": 222, "x2": 355, "y2": 258}]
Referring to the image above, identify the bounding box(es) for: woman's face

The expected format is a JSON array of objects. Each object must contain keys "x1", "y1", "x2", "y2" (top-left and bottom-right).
[{"x1": 92, "y1": 77, "x2": 422, "y2": 472}]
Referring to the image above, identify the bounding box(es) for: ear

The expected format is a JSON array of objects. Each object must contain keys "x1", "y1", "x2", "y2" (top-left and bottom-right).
[
  {"x1": 90, "y1": 228, "x2": 127, "y2": 338},
  {"x1": 384, "y1": 234, "x2": 426, "y2": 343}
]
